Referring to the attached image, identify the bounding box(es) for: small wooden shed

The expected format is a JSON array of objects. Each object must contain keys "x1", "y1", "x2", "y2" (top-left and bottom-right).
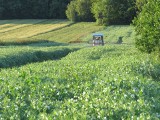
[{"x1": 92, "y1": 33, "x2": 104, "y2": 46}]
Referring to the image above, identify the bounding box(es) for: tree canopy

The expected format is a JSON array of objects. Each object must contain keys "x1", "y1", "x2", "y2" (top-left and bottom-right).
[
  {"x1": 0, "y1": 0, "x2": 71, "y2": 19},
  {"x1": 0, "y1": 0, "x2": 136, "y2": 25},
  {"x1": 66, "y1": 0, "x2": 136, "y2": 25},
  {"x1": 66, "y1": 0, "x2": 94, "y2": 22},
  {"x1": 133, "y1": 0, "x2": 160, "y2": 54}
]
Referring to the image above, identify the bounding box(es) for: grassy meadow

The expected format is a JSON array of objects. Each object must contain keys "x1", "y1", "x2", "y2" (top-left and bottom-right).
[
  {"x1": 0, "y1": 19, "x2": 104, "y2": 44},
  {"x1": 0, "y1": 19, "x2": 159, "y2": 119}
]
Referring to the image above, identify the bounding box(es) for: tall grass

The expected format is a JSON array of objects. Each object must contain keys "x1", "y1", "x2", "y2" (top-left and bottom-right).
[
  {"x1": 0, "y1": 20, "x2": 159, "y2": 119},
  {"x1": 0, "y1": 45, "x2": 159, "y2": 119},
  {"x1": 0, "y1": 45, "x2": 80, "y2": 68}
]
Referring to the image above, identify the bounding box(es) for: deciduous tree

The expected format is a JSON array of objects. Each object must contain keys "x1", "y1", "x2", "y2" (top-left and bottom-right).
[{"x1": 133, "y1": 0, "x2": 160, "y2": 54}]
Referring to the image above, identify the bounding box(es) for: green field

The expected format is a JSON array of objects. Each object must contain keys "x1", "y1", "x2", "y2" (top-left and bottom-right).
[
  {"x1": 0, "y1": 19, "x2": 104, "y2": 44},
  {"x1": 0, "y1": 20, "x2": 160, "y2": 119}
]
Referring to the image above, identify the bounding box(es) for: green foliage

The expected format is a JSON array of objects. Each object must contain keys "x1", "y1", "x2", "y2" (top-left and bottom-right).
[
  {"x1": 91, "y1": 0, "x2": 136, "y2": 25},
  {"x1": 0, "y1": 0, "x2": 137, "y2": 25},
  {"x1": 66, "y1": 0, "x2": 136, "y2": 24},
  {"x1": 75, "y1": 0, "x2": 94, "y2": 21},
  {"x1": 0, "y1": 0, "x2": 71, "y2": 19},
  {"x1": 133, "y1": 0, "x2": 160, "y2": 54},
  {"x1": 0, "y1": 21, "x2": 159, "y2": 119},
  {"x1": 0, "y1": 46, "x2": 80, "y2": 68},
  {"x1": 66, "y1": 1, "x2": 77, "y2": 22},
  {"x1": 135, "y1": 0, "x2": 148, "y2": 11},
  {"x1": 48, "y1": 0, "x2": 71, "y2": 19},
  {"x1": 0, "y1": 45, "x2": 160, "y2": 119},
  {"x1": 66, "y1": 0, "x2": 94, "y2": 22},
  {"x1": 91, "y1": 0, "x2": 109, "y2": 25}
]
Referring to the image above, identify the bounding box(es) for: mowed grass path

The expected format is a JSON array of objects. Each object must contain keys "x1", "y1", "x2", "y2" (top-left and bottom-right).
[
  {"x1": 32, "y1": 22, "x2": 104, "y2": 42},
  {"x1": 0, "y1": 19, "x2": 45, "y2": 33},
  {"x1": 0, "y1": 19, "x2": 71, "y2": 40}
]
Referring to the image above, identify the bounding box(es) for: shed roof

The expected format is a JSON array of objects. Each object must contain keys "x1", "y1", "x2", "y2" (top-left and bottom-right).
[{"x1": 93, "y1": 33, "x2": 103, "y2": 36}]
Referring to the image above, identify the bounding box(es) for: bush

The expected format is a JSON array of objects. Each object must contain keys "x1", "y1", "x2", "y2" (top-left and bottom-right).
[
  {"x1": 133, "y1": 0, "x2": 160, "y2": 54},
  {"x1": 66, "y1": 0, "x2": 94, "y2": 22},
  {"x1": 66, "y1": 1, "x2": 77, "y2": 22},
  {"x1": 91, "y1": 0, "x2": 136, "y2": 25}
]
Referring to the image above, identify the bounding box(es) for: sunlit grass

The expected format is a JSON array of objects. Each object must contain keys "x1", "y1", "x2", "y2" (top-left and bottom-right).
[
  {"x1": 32, "y1": 22, "x2": 104, "y2": 42},
  {"x1": 0, "y1": 20, "x2": 135, "y2": 44},
  {"x1": 0, "y1": 19, "x2": 46, "y2": 33},
  {"x1": 0, "y1": 20, "x2": 71, "y2": 40}
]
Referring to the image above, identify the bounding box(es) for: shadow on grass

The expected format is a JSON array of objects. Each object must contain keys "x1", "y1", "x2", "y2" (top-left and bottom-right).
[
  {"x1": 0, "y1": 19, "x2": 67, "y2": 25},
  {"x1": 0, "y1": 47, "x2": 80, "y2": 69},
  {"x1": 0, "y1": 40, "x2": 68, "y2": 47}
]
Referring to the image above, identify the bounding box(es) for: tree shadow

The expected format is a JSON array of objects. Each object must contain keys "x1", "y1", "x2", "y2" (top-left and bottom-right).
[
  {"x1": 0, "y1": 40, "x2": 68, "y2": 47},
  {"x1": 0, "y1": 19, "x2": 68, "y2": 25},
  {"x1": 0, "y1": 47, "x2": 80, "y2": 69}
]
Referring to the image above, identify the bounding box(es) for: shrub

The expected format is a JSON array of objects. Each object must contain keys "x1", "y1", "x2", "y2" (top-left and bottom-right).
[{"x1": 133, "y1": 0, "x2": 160, "y2": 54}]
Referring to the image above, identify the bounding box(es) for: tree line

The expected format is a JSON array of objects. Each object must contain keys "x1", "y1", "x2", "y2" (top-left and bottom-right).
[
  {"x1": 66, "y1": 0, "x2": 137, "y2": 25},
  {"x1": 0, "y1": 0, "x2": 71, "y2": 19},
  {"x1": 0, "y1": 0, "x2": 145, "y2": 25},
  {"x1": 0, "y1": 0, "x2": 139, "y2": 24}
]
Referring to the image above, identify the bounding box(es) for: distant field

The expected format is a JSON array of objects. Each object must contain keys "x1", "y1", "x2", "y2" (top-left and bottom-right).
[
  {"x1": 0, "y1": 19, "x2": 45, "y2": 33},
  {"x1": 0, "y1": 19, "x2": 71, "y2": 40},
  {"x1": 0, "y1": 19, "x2": 135, "y2": 44},
  {"x1": 32, "y1": 22, "x2": 104, "y2": 43},
  {"x1": 0, "y1": 19, "x2": 104, "y2": 44}
]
